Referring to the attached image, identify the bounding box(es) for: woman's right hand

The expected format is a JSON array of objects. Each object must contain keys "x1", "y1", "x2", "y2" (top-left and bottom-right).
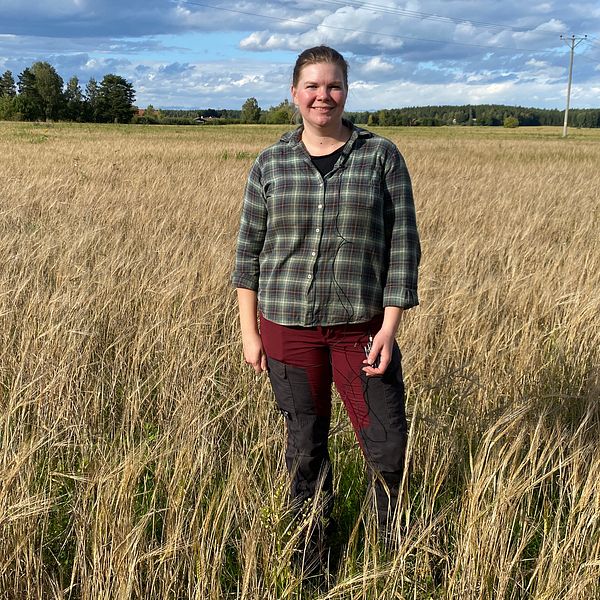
[{"x1": 242, "y1": 331, "x2": 268, "y2": 374}]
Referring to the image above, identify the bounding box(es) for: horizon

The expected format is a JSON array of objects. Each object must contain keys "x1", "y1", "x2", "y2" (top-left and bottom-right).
[{"x1": 153, "y1": 102, "x2": 597, "y2": 112}]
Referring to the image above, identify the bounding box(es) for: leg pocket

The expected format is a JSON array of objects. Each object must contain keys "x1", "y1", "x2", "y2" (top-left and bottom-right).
[
  {"x1": 267, "y1": 356, "x2": 295, "y2": 419},
  {"x1": 382, "y1": 343, "x2": 407, "y2": 431},
  {"x1": 267, "y1": 356, "x2": 332, "y2": 420}
]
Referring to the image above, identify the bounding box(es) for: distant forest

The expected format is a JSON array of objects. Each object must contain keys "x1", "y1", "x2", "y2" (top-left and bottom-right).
[
  {"x1": 1, "y1": 61, "x2": 599, "y2": 127},
  {"x1": 165, "y1": 103, "x2": 600, "y2": 128}
]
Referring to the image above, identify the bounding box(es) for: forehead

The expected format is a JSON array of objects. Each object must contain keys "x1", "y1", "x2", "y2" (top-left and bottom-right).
[{"x1": 296, "y1": 62, "x2": 345, "y2": 84}]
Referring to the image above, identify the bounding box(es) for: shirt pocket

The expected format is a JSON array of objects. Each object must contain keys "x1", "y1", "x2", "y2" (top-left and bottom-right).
[
  {"x1": 334, "y1": 171, "x2": 385, "y2": 241},
  {"x1": 337, "y1": 168, "x2": 381, "y2": 207}
]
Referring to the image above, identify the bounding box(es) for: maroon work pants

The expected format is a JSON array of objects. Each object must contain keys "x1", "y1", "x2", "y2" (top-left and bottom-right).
[{"x1": 260, "y1": 313, "x2": 408, "y2": 534}]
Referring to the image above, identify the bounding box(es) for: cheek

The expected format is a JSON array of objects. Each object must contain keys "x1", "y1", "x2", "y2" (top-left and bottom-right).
[
  {"x1": 331, "y1": 91, "x2": 347, "y2": 104},
  {"x1": 298, "y1": 92, "x2": 316, "y2": 106}
]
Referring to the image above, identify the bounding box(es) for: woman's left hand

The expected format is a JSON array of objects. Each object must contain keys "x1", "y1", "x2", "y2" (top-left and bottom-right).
[
  {"x1": 362, "y1": 307, "x2": 403, "y2": 377},
  {"x1": 362, "y1": 327, "x2": 395, "y2": 377}
]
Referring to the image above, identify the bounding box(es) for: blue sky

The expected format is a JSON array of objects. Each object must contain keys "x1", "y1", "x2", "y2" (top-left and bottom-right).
[{"x1": 1, "y1": 0, "x2": 599, "y2": 110}]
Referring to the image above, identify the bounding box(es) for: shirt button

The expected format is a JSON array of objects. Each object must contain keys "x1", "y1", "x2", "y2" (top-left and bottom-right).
[
  {"x1": 315, "y1": 228, "x2": 320, "y2": 233},
  {"x1": 307, "y1": 274, "x2": 312, "y2": 279},
  {"x1": 311, "y1": 251, "x2": 316, "y2": 256},
  {"x1": 318, "y1": 204, "x2": 323, "y2": 209}
]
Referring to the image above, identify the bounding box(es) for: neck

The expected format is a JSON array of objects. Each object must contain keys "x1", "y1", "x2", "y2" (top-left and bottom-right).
[{"x1": 302, "y1": 119, "x2": 348, "y2": 148}]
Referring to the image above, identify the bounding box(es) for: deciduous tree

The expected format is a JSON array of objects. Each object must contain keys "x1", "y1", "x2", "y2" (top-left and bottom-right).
[
  {"x1": 265, "y1": 99, "x2": 294, "y2": 124},
  {"x1": 84, "y1": 78, "x2": 100, "y2": 122},
  {"x1": 30, "y1": 61, "x2": 64, "y2": 120},
  {"x1": 64, "y1": 76, "x2": 84, "y2": 121},
  {"x1": 241, "y1": 97, "x2": 261, "y2": 123}
]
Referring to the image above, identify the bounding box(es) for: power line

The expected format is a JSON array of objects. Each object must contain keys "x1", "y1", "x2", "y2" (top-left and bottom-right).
[
  {"x1": 577, "y1": 37, "x2": 600, "y2": 64},
  {"x1": 584, "y1": 36, "x2": 600, "y2": 49},
  {"x1": 313, "y1": 0, "x2": 563, "y2": 37},
  {"x1": 173, "y1": 0, "x2": 566, "y2": 56},
  {"x1": 577, "y1": 52, "x2": 600, "y2": 67}
]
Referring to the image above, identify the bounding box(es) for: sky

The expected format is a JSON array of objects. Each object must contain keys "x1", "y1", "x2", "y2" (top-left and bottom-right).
[{"x1": 1, "y1": 0, "x2": 599, "y2": 111}]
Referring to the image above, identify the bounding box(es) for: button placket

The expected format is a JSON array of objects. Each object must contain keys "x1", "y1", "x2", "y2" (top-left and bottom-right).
[{"x1": 307, "y1": 180, "x2": 326, "y2": 286}]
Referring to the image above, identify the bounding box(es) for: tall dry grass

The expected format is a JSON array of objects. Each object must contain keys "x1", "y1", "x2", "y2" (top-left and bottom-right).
[{"x1": 0, "y1": 121, "x2": 598, "y2": 599}]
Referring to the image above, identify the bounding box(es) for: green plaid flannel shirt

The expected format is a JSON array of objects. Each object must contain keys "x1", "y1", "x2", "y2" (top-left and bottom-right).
[{"x1": 232, "y1": 121, "x2": 421, "y2": 326}]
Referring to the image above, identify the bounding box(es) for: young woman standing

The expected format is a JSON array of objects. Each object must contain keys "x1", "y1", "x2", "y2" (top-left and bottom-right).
[{"x1": 232, "y1": 45, "x2": 421, "y2": 575}]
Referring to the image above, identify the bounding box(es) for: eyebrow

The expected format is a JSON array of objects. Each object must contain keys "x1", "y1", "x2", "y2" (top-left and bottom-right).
[{"x1": 303, "y1": 80, "x2": 343, "y2": 85}]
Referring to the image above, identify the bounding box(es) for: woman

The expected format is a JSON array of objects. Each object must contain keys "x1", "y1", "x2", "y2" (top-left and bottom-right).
[{"x1": 232, "y1": 46, "x2": 420, "y2": 571}]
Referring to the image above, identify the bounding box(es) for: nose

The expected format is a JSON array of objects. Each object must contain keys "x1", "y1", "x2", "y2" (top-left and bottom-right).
[{"x1": 317, "y1": 86, "x2": 332, "y2": 100}]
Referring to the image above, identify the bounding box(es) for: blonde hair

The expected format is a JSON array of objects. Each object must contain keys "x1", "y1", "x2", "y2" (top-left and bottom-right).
[{"x1": 292, "y1": 46, "x2": 349, "y2": 89}]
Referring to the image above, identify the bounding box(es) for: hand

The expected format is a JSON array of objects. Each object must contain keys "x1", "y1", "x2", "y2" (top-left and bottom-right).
[
  {"x1": 242, "y1": 331, "x2": 268, "y2": 374},
  {"x1": 362, "y1": 327, "x2": 395, "y2": 377}
]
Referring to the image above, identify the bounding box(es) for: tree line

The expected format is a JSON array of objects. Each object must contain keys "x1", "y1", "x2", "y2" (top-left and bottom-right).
[
  {"x1": 356, "y1": 104, "x2": 600, "y2": 128},
  {"x1": 159, "y1": 98, "x2": 600, "y2": 128},
  {"x1": 2, "y1": 62, "x2": 599, "y2": 128},
  {"x1": 0, "y1": 63, "x2": 136, "y2": 123}
]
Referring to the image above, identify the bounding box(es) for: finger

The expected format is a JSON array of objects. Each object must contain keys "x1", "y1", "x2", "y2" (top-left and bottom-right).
[
  {"x1": 364, "y1": 365, "x2": 386, "y2": 376},
  {"x1": 377, "y1": 354, "x2": 391, "y2": 372},
  {"x1": 362, "y1": 364, "x2": 383, "y2": 376},
  {"x1": 260, "y1": 353, "x2": 268, "y2": 372},
  {"x1": 362, "y1": 354, "x2": 389, "y2": 376}
]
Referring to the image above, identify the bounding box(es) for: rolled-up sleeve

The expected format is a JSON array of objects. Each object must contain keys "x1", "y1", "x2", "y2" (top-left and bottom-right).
[
  {"x1": 381, "y1": 147, "x2": 421, "y2": 309},
  {"x1": 231, "y1": 159, "x2": 267, "y2": 291}
]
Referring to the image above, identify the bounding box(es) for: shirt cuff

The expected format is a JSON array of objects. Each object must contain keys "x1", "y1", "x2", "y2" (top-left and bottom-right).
[
  {"x1": 231, "y1": 272, "x2": 259, "y2": 291},
  {"x1": 383, "y1": 287, "x2": 419, "y2": 310}
]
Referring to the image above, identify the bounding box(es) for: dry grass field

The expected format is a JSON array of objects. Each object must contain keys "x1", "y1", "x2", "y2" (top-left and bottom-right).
[{"x1": 0, "y1": 121, "x2": 599, "y2": 599}]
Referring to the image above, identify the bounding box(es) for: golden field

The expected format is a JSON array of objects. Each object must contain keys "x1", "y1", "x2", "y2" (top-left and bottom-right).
[{"x1": 0, "y1": 121, "x2": 599, "y2": 599}]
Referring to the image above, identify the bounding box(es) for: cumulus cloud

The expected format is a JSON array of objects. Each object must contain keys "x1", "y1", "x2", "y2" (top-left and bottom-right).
[
  {"x1": 362, "y1": 56, "x2": 395, "y2": 73},
  {"x1": 1, "y1": 0, "x2": 599, "y2": 109}
]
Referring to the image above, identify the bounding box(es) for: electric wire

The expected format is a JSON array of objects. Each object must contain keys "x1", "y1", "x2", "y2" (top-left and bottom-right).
[
  {"x1": 312, "y1": 0, "x2": 564, "y2": 37},
  {"x1": 173, "y1": 0, "x2": 569, "y2": 57}
]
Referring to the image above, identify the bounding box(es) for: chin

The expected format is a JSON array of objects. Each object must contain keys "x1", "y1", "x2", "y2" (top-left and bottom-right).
[{"x1": 309, "y1": 112, "x2": 341, "y2": 126}]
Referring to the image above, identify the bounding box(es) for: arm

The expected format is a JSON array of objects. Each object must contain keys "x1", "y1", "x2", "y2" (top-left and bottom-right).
[
  {"x1": 231, "y1": 159, "x2": 268, "y2": 292},
  {"x1": 362, "y1": 306, "x2": 403, "y2": 376},
  {"x1": 237, "y1": 288, "x2": 267, "y2": 374},
  {"x1": 232, "y1": 159, "x2": 269, "y2": 374},
  {"x1": 363, "y1": 146, "x2": 420, "y2": 377},
  {"x1": 381, "y1": 146, "x2": 421, "y2": 310}
]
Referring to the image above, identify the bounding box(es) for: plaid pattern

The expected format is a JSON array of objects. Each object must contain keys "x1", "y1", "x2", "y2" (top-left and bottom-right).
[{"x1": 232, "y1": 121, "x2": 421, "y2": 326}]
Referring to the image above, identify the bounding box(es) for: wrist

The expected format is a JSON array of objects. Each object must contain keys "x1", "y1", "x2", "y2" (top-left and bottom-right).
[
  {"x1": 241, "y1": 324, "x2": 260, "y2": 338},
  {"x1": 378, "y1": 323, "x2": 397, "y2": 337},
  {"x1": 380, "y1": 307, "x2": 404, "y2": 336}
]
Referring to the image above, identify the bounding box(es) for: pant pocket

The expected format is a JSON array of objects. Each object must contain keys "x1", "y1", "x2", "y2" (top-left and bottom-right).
[
  {"x1": 382, "y1": 344, "x2": 407, "y2": 431},
  {"x1": 267, "y1": 356, "x2": 295, "y2": 420}
]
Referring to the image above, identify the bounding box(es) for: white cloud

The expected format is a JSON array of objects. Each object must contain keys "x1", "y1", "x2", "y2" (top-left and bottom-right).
[
  {"x1": 1, "y1": 0, "x2": 599, "y2": 109},
  {"x1": 350, "y1": 80, "x2": 378, "y2": 91},
  {"x1": 363, "y1": 57, "x2": 395, "y2": 73},
  {"x1": 232, "y1": 74, "x2": 263, "y2": 87}
]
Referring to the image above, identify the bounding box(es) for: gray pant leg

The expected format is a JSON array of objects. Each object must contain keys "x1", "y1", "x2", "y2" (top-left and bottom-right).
[
  {"x1": 359, "y1": 344, "x2": 408, "y2": 534},
  {"x1": 266, "y1": 356, "x2": 333, "y2": 516}
]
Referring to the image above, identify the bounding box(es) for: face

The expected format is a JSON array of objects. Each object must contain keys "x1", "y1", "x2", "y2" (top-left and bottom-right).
[{"x1": 291, "y1": 62, "x2": 347, "y2": 131}]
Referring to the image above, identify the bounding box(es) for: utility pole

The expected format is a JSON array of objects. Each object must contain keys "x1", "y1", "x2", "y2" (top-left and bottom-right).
[{"x1": 560, "y1": 34, "x2": 587, "y2": 138}]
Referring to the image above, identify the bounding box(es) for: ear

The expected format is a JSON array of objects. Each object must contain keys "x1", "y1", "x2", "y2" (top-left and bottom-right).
[{"x1": 290, "y1": 84, "x2": 297, "y2": 104}]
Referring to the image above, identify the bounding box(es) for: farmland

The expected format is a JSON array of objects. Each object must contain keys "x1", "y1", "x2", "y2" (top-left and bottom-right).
[{"x1": 0, "y1": 121, "x2": 599, "y2": 599}]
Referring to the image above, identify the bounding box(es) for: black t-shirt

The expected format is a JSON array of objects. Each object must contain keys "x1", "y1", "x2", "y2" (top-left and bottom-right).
[{"x1": 310, "y1": 145, "x2": 345, "y2": 177}]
